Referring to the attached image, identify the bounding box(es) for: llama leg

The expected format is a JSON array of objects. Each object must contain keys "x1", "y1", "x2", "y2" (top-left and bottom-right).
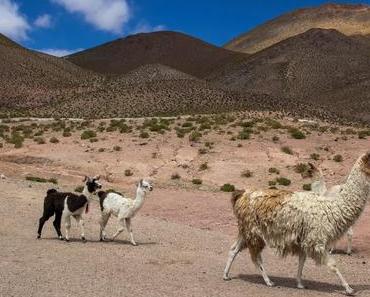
[
  {"x1": 37, "y1": 208, "x2": 54, "y2": 238},
  {"x1": 64, "y1": 215, "x2": 71, "y2": 242},
  {"x1": 75, "y1": 215, "x2": 86, "y2": 242},
  {"x1": 99, "y1": 213, "x2": 110, "y2": 241},
  {"x1": 112, "y1": 218, "x2": 125, "y2": 241},
  {"x1": 249, "y1": 241, "x2": 274, "y2": 287},
  {"x1": 125, "y1": 218, "x2": 136, "y2": 246},
  {"x1": 297, "y1": 252, "x2": 307, "y2": 289},
  {"x1": 325, "y1": 254, "x2": 354, "y2": 295},
  {"x1": 347, "y1": 228, "x2": 353, "y2": 255},
  {"x1": 53, "y1": 210, "x2": 63, "y2": 240},
  {"x1": 223, "y1": 236, "x2": 245, "y2": 280}
]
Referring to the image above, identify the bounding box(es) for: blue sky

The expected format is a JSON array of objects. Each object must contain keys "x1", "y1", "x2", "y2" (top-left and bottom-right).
[{"x1": 0, "y1": 0, "x2": 369, "y2": 56}]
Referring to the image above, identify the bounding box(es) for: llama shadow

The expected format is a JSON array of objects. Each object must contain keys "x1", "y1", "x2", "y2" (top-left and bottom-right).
[
  {"x1": 330, "y1": 248, "x2": 356, "y2": 255},
  {"x1": 100, "y1": 239, "x2": 158, "y2": 246},
  {"x1": 236, "y1": 274, "x2": 370, "y2": 294}
]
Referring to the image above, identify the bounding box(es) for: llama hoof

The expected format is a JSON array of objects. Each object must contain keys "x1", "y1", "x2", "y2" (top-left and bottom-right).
[
  {"x1": 81, "y1": 236, "x2": 86, "y2": 242},
  {"x1": 37, "y1": 234, "x2": 41, "y2": 239},
  {"x1": 131, "y1": 241, "x2": 137, "y2": 246},
  {"x1": 65, "y1": 238, "x2": 70, "y2": 242},
  {"x1": 223, "y1": 275, "x2": 232, "y2": 281},
  {"x1": 58, "y1": 236, "x2": 64, "y2": 241},
  {"x1": 266, "y1": 281, "x2": 275, "y2": 287},
  {"x1": 297, "y1": 284, "x2": 306, "y2": 289},
  {"x1": 346, "y1": 251, "x2": 352, "y2": 256},
  {"x1": 345, "y1": 287, "x2": 355, "y2": 296}
]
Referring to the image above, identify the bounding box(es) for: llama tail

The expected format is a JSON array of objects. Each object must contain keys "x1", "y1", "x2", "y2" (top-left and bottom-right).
[{"x1": 231, "y1": 190, "x2": 244, "y2": 208}]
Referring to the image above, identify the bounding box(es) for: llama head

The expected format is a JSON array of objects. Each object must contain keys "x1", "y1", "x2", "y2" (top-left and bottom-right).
[
  {"x1": 138, "y1": 179, "x2": 153, "y2": 193},
  {"x1": 83, "y1": 175, "x2": 102, "y2": 193},
  {"x1": 360, "y1": 151, "x2": 370, "y2": 176}
]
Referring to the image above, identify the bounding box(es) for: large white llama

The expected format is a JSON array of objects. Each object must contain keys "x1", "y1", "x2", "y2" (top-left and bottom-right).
[
  {"x1": 97, "y1": 179, "x2": 153, "y2": 245},
  {"x1": 223, "y1": 152, "x2": 370, "y2": 295}
]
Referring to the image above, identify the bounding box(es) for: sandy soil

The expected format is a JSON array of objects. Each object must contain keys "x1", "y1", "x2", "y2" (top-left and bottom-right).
[{"x1": 0, "y1": 116, "x2": 369, "y2": 296}]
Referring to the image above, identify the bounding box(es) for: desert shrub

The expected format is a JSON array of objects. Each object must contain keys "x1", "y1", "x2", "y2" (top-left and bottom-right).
[
  {"x1": 333, "y1": 154, "x2": 343, "y2": 162},
  {"x1": 81, "y1": 130, "x2": 97, "y2": 140},
  {"x1": 198, "y1": 148, "x2": 208, "y2": 155},
  {"x1": 98, "y1": 148, "x2": 105, "y2": 152},
  {"x1": 0, "y1": 143, "x2": 3, "y2": 148},
  {"x1": 182, "y1": 122, "x2": 193, "y2": 128},
  {"x1": 176, "y1": 129, "x2": 185, "y2": 138},
  {"x1": 75, "y1": 185, "x2": 84, "y2": 193},
  {"x1": 268, "y1": 180, "x2": 277, "y2": 186},
  {"x1": 220, "y1": 183, "x2": 235, "y2": 192},
  {"x1": 289, "y1": 128, "x2": 306, "y2": 139},
  {"x1": 26, "y1": 176, "x2": 57, "y2": 184},
  {"x1": 171, "y1": 173, "x2": 181, "y2": 180},
  {"x1": 50, "y1": 137, "x2": 59, "y2": 144},
  {"x1": 358, "y1": 130, "x2": 370, "y2": 139},
  {"x1": 63, "y1": 131, "x2": 72, "y2": 137},
  {"x1": 89, "y1": 138, "x2": 98, "y2": 143},
  {"x1": 113, "y1": 145, "x2": 122, "y2": 151},
  {"x1": 310, "y1": 153, "x2": 320, "y2": 160},
  {"x1": 303, "y1": 184, "x2": 312, "y2": 191},
  {"x1": 7, "y1": 132, "x2": 24, "y2": 148},
  {"x1": 33, "y1": 137, "x2": 45, "y2": 144},
  {"x1": 199, "y1": 162, "x2": 208, "y2": 171},
  {"x1": 241, "y1": 170, "x2": 253, "y2": 178},
  {"x1": 281, "y1": 146, "x2": 293, "y2": 155},
  {"x1": 268, "y1": 167, "x2": 280, "y2": 174},
  {"x1": 272, "y1": 136, "x2": 279, "y2": 142},
  {"x1": 189, "y1": 131, "x2": 202, "y2": 142},
  {"x1": 237, "y1": 143, "x2": 243, "y2": 147},
  {"x1": 140, "y1": 131, "x2": 150, "y2": 139},
  {"x1": 124, "y1": 169, "x2": 133, "y2": 176},
  {"x1": 238, "y1": 129, "x2": 250, "y2": 140},
  {"x1": 276, "y1": 177, "x2": 291, "y2": 186},
  {"x1": 294, "y1": 163, "x2": 308, "y2": 174},
  {"x1": 192, "y1": 178, "x2": 202, "y2": 185}
]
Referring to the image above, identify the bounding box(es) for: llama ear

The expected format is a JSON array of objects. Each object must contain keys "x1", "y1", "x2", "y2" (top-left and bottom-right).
[
  {"x1": 94, "y1": 175, "x2": 101, "y2": 180},
  {"x1": 139, "y1": 179, "x2": 143, "y2": 186},
  {"x1": 83, "y1": 176, "x2": 88, "y2": 182}
]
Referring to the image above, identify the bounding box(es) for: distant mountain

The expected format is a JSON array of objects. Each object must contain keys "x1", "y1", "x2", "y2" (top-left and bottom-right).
[
  {"x1": 225, "y1": 4, "x2": 370, "y2": 54},
  {"x1": 210, "y1": 28, "x2": 370, "y2": 122},
  {"x1": 66, "y1": 31, "x2": 245, "y2": 78}
]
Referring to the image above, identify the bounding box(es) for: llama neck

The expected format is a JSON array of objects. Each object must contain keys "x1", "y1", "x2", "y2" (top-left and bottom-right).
[
  {"x1": 82, "y1": 186, "x2": 93, "y2": 200},
  {"x1": 132, "y1": 188, "x2": 146, "y2": 211},
  {"x1": 332, "y1": 159, "x2": 369, "y2": 234}
]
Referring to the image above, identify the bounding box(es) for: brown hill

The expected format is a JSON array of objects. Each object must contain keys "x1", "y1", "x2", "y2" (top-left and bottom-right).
[
  {"x1": 225, "y1": 3, "x2": 370, "y2": 54},
  {"x1": 0, "y1": 33, "x2": 99, "y2": 111},
  {"x1": 210, "y1": 28, "x2": 370, "y2": 123},
  {"x1": 66, "y1": 31, "x2": 244, "y2": 78}
]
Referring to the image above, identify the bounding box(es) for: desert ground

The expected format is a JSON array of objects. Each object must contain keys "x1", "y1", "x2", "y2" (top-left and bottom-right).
[{"x1": 0, "y1": 113, "x2": 369, "y2": 297}]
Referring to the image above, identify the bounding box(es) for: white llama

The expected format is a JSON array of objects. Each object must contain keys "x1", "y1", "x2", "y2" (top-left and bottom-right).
[
  {"x1": 223, "y1": 152, "x2": 370, "y2": 295},
  {"x1": 310, "y1": 165, "x2": 353, "y2": 254},
  {"x1": 97, "y1": 179, "x2": 153, "y2": 245}
]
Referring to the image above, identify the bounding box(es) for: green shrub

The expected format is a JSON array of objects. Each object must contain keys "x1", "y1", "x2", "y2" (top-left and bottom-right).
[
  {"x1": 276, "y1": 177, "x2": 291, "y2": 186},
  {"x1": 268, "y1": 180, "x2": 277, "y2": 186},
  {"x1": 268, "y1": 167, "x2": 280, "y2": 174},
  {"x1": 290, "y1": 129, "x2": 306, "y2": 139},
  {"x1": 303, "y1": 184, "x2": 312, "y2": 191},
  {"x1": 333, "y1": 154, "x2": 343, "y2": 162},
  {"x1": 189, "y1": 131, "x2": 202, "y2": 142},
  {"x1": 26, "y1": 176, "x2": 57, "y2": 184},
  {"x1": 75, "y1": 186, "x2": 84, "y2": 193},
  {"x1": 199, "y1": 162, "x2": 208, "y2": 171},
  {"x1": 238, "y1": 129, "x2": 250, "y2": 140},
  {"x1": 310, "y1": 153, "x2": 320, "y2": 160},
  {"x1": 171, "y1": 173, "x2": 181, "y2": 180},
  {"x1": 192, "y1": 178, "x2": 202, "y2": 185},
  {"x1": 81, "y1": 130, "x2": 97, "y2": 140},
  {"x1": 140, "y1": 131, "x2": 149, "y2": 139},
  {"x1": 8, "y1": 132, "x2": 24, "y2": 148},
  {"x1": 124, "y1": 169, "x2": 133, "y2": 176},
  {"x1": 220, "y1": 183, "x2": 235, "y2": 192},
  {"x1": 294, "y1": 163, "x2": 308, "y2": 174},
  {"x1": 241, "y1": 170, "x2": 253, "y2": 178},
  {"x1": 50, "y1": 137, "x2": 59, "y2": 144},
  {"x1": 281, "y1": 146, "x2": 293, "y2": 155},
  {"x1": 33, "y1": 137, "x2": 45, "y2": 144}
]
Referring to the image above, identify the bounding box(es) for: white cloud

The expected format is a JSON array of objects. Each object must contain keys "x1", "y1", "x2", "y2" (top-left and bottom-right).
[
  {"x1": 34, "y1": 14, "x2": 52, "y2": 28},
  {"x1": 0, "y1": 0, "x2": 30, "y2": 41},
  {"x1": 130, "y1": 22, "x2": 166, "y2": 35},
  {"x1": 51, "y1": 0, "x2": 130, "y2": 33},
  {"x1": 38, "y1": 48, "x2": 84, "y2": 57}
]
